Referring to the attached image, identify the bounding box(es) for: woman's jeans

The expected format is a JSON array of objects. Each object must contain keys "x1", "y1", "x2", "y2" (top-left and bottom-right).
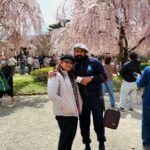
[
  {"x1": 102, "y1": 80, "x2": 115, "y2": 107},
  {"x1": 142, "y1": 105, "x2": 150, "y2": 148}
]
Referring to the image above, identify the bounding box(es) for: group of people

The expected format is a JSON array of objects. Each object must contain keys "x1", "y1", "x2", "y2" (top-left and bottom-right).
[
  {"x1": 48, "y1": 43, "x2": 150, "y2": 150},
  {"x1": 20, "y1": 54, "x2": 57, "y2": 75},
  {"x1": 2, "y1": 53, "x2": 57, "y2": 75}
]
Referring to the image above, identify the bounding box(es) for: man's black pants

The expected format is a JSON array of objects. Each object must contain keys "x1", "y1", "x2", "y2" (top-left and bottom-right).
[
  {"x1": 79, "y1": 94, "x2": 106, "y2": 145},
  {"x1": 56, "y1": 116, "x2": 78, "y2": 150}
]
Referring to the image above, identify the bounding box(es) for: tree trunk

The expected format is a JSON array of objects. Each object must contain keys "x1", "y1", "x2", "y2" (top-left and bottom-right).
[{"x1": 118, "y1": 26, "x2": 128, "y2": 65}]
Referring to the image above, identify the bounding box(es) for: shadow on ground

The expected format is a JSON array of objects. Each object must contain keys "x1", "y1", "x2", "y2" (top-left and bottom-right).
[{"x1": 0, "y1": 95, "x2": 49, "y2": 117}]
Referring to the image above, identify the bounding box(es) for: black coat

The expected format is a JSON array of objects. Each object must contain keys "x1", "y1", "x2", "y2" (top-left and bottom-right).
[
  {"x1": 120, "y1": 60, "x2": 141, "y2": 82},
  {"x1": 74, "y1": 57, "x2": 107, "y2": 97}
]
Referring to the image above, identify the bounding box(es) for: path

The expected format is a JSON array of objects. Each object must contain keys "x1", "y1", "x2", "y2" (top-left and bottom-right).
[{"x1": 0, "y1": 93, "x2": 143, "y2": 150}]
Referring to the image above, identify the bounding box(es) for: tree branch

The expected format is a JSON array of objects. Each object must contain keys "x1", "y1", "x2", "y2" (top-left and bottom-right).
[{"x1": 130, "y1": 34, "x2": 150, "y2": 51}]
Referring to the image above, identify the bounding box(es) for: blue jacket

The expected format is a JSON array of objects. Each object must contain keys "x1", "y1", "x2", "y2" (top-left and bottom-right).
[
  {"x1": 136, "y1": 66, "x2": 150, "y2": 106},
  {"x1": 74, "y1": 57, "x2": 107, "y2": 97}
]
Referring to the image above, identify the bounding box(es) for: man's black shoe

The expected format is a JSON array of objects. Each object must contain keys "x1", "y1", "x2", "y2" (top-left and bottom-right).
[
  {"x1": 99, "y1": 144, "x2": 105, "y2": 150},
  {"x1": 85, "y1": 145, "x2": 91, "y2": 150}
]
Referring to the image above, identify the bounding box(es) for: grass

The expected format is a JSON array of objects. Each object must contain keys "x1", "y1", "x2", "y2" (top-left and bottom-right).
[
  {"x1": 14, "y1": 74, "x2": 47, "y2": 95},
  {"x1": 13, "y1": 74, "x2": 122, "y2": 95},
  {"x1": 113, "y1": 75, "x2": 122, "y2": 92}
]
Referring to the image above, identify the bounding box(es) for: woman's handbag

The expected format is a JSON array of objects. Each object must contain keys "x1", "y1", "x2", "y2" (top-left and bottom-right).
[
  {"x1": 99, "y1": 75, "x2": 121, "y2": 130},
  {"x1": 0, "y1": 72, "x2": 10, "y2": 92}
]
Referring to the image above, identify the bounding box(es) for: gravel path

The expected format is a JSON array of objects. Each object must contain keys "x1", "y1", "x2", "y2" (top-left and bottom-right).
[{"x1": 0, "y1": 93, "x2": 143, "y2": 150}]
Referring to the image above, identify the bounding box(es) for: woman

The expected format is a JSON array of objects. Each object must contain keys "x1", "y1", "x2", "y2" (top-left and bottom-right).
[
  {"x1": 0, "y1": 56, "x2": 15, "y2": 106},
  {"x1": 48, "y1": 54, "x2": 82, "y2": 150},
  {"x1": 102, "y1": 56, "x2": 116, "y2": 108}
]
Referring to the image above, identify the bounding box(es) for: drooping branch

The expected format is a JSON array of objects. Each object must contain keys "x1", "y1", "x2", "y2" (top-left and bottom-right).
[
  {"x1": 130, "y1": 34, "x2": 150, "y2": 51},
  {"x1": 0, "y1": 0, "x2": 43, "y2": 51}
]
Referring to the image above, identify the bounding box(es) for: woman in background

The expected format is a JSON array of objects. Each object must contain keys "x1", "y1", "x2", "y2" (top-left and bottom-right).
[{"x1": 102, "y1": 56, "x2": 116, "y2": 108}]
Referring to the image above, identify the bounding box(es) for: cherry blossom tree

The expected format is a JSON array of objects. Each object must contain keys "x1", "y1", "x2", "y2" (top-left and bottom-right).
[
  {"x1": 51, "y1": 0, "x2": 150, "y2": 62},
  {"x1": 0, "y1": 0, "x2": 43, "y2": 52}
]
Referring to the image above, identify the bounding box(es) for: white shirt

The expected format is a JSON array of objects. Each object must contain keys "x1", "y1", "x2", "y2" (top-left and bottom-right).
[{"x1": 8, "y1": 57, "x2": 17, "y2": 66}]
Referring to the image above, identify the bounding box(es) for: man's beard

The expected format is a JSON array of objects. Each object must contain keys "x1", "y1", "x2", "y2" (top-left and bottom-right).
[{"x1": 75, "y1": 55, "x2": 87, "y2": 62}]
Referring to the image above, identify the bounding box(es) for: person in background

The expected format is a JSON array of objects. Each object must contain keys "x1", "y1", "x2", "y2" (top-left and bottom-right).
[
  {"x1": 0, "y1": 56, "x2": 15, "y2": 106},
  {"x1": 44, "y1": 56, "x2": 50, "y2": 67},
  {"x1": 119, "y1": 52, "x2": 141, "y2": 111},
  {"x1": 51, "y1": 54, "x2": 57, "y2": 67},
  {"x1": 20, "y1": 54, "x2": 26, "y2": 75},
  {"x1": 48, "y1": 54, "x2": 82, "y2": 150},
  {"x1": 136, "y1": 66, "x2": 150, "y2": 150},
  {"x1": 33, "y1": 57, "x2": 40, "y2": 70},
  {"x1": 8, "y1": 56, "x2": 17, "y2": 74},
  {"x1": 27, "y1": 56, "x2": 34, "y2": 74},
  {"x1": 102, "y1": 56, "x2": 116, "y2": 108},
  {"x1": 38, "y1": 55, "x2": 44, "y2": 68}
]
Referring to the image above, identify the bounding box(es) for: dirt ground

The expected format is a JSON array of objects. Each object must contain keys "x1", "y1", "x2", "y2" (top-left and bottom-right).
[{"x1": 0, "y1": 93, "x2": 143, "y2": 150}]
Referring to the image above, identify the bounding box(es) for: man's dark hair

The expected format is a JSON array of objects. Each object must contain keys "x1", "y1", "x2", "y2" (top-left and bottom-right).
[
  {"x1": 129, "y1": 52, "x2": 137, "y2": 60},
  {"x1": 104, "y1": 56, "x2": 111, "y2": 64}
]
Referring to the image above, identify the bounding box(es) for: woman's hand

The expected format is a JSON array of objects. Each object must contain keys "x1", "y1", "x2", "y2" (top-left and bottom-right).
[{"x1": 48, "y1": 70, "x2": 57, "y2": 78}]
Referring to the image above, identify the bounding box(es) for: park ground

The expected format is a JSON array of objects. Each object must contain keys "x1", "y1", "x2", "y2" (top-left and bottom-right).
[{"x1": 0, "y1": 92, "x2": 143, "y2": 150}]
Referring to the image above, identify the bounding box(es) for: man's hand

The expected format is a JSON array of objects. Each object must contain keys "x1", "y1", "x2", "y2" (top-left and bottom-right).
[
  {"x1": 48, "y1": 70, "x2": 57, "y2": 78},
  {"x1": 80, "y1": 77, "x2": 92, "y2": 86},
  {"x1": 136, "y1": 73, "x2": 141, "y2": 79}
]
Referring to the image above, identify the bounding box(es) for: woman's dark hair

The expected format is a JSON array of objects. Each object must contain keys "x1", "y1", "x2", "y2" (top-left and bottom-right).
[{"x1": 104, "y1": 56, "x2": 112, "y2": 64}]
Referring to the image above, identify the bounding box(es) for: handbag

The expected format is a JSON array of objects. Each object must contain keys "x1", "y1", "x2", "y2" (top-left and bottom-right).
[
  {"x1": 99, "y1": 75, "x2": 121, "y2": 130},
  {"x1": 0, "y1": 72, "x2": 11, "y2": 92}
]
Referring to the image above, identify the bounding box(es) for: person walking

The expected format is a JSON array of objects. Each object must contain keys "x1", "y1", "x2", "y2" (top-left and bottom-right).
[
  {"x1": 20, "y1": 54, "x2": 26, "y2": 75},
  {"x1": 48, "y1": 54, "x2": 82, "y2": 150},
  {"x1": 27, "y1": 56, "x2": 33, "y2": 74},
  {"x1": 73, "y1": 43, "x2": 107, "y2": 150},
  {"x1": 8, "y1": 56, "x2": 17, "y2": 73},
  {"x1": 136, "y1": 66, "x2": 150, "y2": 150},
  {"x1": 0, "y1": 56, "x2": 15, "y2": 106},
  {"x1": 119, "y1": 52, "x2": 141, "y2": 111},
  {"x1": 102, "y1": 56, "x2": 116, "y2": 108}
]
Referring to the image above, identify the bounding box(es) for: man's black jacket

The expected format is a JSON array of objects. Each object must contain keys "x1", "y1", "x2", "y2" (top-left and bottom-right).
[
  {"x1": 74, "y1": 57, "x2": 107, "y2": 98},
  {"x1": 120, "y1": 60, "x2": 141, "y2": 82}
]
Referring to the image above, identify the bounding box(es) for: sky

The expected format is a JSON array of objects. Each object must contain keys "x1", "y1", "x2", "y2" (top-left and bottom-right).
[{"x1": 36, "y1": 0, "x2": 64, "y2": 32}]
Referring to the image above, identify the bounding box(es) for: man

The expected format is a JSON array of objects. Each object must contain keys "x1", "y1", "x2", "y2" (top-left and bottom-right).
[
  {"x1": 73, "y1": 43, "x2": 107, "y2": 150},
  {"x1": 119, "y1": 52, "x2": 141, "y2": 111},
  {"x1": 136, "y1": 66, "x2": 150, "y2": 150},
  {"x1": 20, "y1": 54, "x2": 26, "y2": 75}
]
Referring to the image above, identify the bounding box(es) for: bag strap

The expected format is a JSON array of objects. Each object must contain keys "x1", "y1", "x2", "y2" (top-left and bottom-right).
[
  {"x1": 99, "y1": 75, "x2": 115, "y2": 101},
  {"x1": 100, "y1": 75, "x2": 120, "y2": 111}
]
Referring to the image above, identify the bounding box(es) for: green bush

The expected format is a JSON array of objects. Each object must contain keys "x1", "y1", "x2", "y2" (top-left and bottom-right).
[
  {"x1": 31, "y1": 67, "x2": 54, "y2": 82},
  {"x1": 140, "y1": 63, "x2": 150, "y2": 70}
]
